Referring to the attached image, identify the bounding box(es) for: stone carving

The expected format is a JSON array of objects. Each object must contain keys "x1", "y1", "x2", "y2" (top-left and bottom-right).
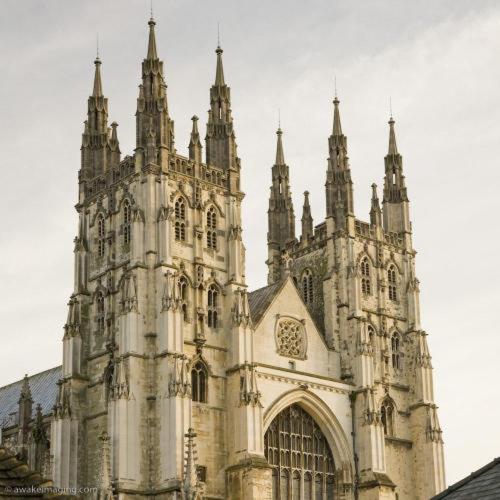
[{"x1": 275, "y1": 317, "x2": 306, "y2": 359}]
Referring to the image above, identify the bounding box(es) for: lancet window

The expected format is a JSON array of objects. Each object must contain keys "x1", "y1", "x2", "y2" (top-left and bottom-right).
[
  {"x1": 123, "y1": 200, "x2": 131, "y2": 246},
  {"x1": 207, "y1": 284, "x2": 219, "y2": 328},
  {"x1": 381, "y1": 399, "x2": 395, "y2": 436},
  {"x1": 191, "y1": 361, "x2": 207, "y2": 403},
  {"x1": 174, "y1": 197, "x2": 186, "y2": 241},
  {"x1": 97, "y1": 215, "x2": 106, "y2": 257},
  {"x1": 302, "y1": 270, "x2": 314, "y2": 305},
  {"x1": 388, "y1": 265, "x2": 397, "y2": 302},
  {"x1": 206, "y1": 207, "x2": 217, "y2": 249},
  {"x1": 361, "y1": 257, "x2": 371, "y2": 295}
]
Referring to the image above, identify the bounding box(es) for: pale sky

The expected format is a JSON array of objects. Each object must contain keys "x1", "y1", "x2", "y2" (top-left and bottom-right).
[{"x1": 1, "y1": 0, "x2": 499, "y2": 487}]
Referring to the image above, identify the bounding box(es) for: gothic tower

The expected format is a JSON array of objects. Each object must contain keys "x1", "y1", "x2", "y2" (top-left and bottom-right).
[{"x1": 49, "y1": 16, "x2": 445, "y2": 500}]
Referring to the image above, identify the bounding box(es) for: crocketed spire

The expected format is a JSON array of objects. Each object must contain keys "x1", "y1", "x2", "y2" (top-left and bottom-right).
[
  {"x1": 325, "y1": 94, "x2": 353, "y2": 223},
  {"x1": 92, "y1": 57, "x2": 103, "y2": 97},
  {"x1": 388, "y1": 116, "x2": 398, "y2": 155},
  {"x1": 147, "y1": 17, "x2": 158, "y2": 60},
  {"x1": 215, "y1": 46, "x2": 225, "y2": 86},
  {"x1": 275, "y1": 127, "x2": 285, "y2": 165}
]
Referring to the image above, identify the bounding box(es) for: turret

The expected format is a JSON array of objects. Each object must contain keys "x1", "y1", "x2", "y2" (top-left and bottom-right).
[
  {"x1": 80, "y1": 57, "x2": 120, "y2": 185},
  {"x1": 382, "y1": 117, "x2": 411, "y2": 234},
  {"x1": 325, "y1": 96, "x2": 354, "y2": 230},
  {"x1": 267, "y1": 128, "x2": 295, "y2": 283},
  {"x1": 18, "y1": 374, "x2": 33, "y2": 455},
  {"x1": 300, "y1": 191, "x2": 313, "y2": 244},
  {"x1": 205, "y1": 45, "x2": 240, "y2": 174},
  {"x1": 135, "y1": 17, "x2": 175, "y2": 169}
]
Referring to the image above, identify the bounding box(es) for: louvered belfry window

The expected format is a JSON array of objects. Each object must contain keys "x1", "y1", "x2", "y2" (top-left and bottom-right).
[{"x1": 265, "y1": 404, "x2": 335, "y2": 499}]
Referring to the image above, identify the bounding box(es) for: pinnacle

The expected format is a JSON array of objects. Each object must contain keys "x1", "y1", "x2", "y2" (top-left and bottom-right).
[
  {"x1": 275, "y1": 127, "x2": 285, "y2": 165},
  {"x1": 332, "y1": 96, "x2": 342, "y2": 136},
  {"x1": 147, "y1": 17, "x2": 158, "y2": 60},
  {"x1": 215, "y1": 45, "x2": 225, "y2": 86},
  {"x1": 92, "y1": 57, "x2": 103, "y2": 97},
  {"x1": 388, "y1": 116, "x2": 398, "y2": 155}
]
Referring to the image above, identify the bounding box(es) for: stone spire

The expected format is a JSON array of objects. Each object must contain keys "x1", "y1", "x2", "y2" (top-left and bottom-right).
[
  {"x1": 189, "y1": 115, "x2": 202, "y2": 163},
  {"x1": 136, "y1": 16, "x2": 175, "y2": 168},
  {"x1": 205, "y1": 44, "x2": 240, "y2": 175},
  {"x1": 92, "y1": 56, "x2": 103, "y2": 97},
  {"x1": 369, "y1": 183, "x2": 382, "y2": 226},
  {"x1": 81, "y1": 58, "x2": 113, "y2": 182},
  {"x1": 382, "y1": 116, "x2": 411, "y2": 234},
  {"x1": 301, "y1": 191, "x2": 313, "y2": 244},
  {"x1": 325, "y1": 96, "x2": 354, "y2": 225},
  {"x1": 147, "y1": 17, "x2": 158, "y2": 60},
  {"x1": 267, "y1": 128, "x2": 295, "y2": 283}
]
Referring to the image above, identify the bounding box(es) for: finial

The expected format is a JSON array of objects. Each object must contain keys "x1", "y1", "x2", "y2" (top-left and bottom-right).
[
  {"x1": 96, "y1": 33, "x2": 100, "y2": 60},
  {"x1": 217, "y1": 21, "x2": 221, "y2": 48},
  {"x1": 334, "y1": 75, "x2": 337, "y2": 98},
  {"x1": 278, "y1": 108, "x2": 281, "y2": 131},
  {"x1": 150, "y1": 0, "x2": 154, "y2": 20},
  {"x1": 389, "y1": 96, "x2": 394, "y2": 122}
]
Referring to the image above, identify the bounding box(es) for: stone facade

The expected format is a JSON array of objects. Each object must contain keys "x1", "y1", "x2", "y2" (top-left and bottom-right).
[{"x1": 0, "y1": 16, "x2": 445, "y2": 500}]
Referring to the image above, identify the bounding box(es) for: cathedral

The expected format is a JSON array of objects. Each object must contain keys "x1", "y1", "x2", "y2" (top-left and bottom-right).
[{"x1": 0, "y1": 16, "x2": 446, "y2": 500}]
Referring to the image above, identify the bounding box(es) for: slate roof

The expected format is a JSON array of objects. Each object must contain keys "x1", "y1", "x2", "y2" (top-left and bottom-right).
[
  {"x1": 248, "y1": 280, "x2": 285, "y2": 326},
  {"x1": 0, "y1": 367, "x2": 62, "y2": 429},
  {"x1": 433, "y1": 457, "x2": 500, "y2": 499}
]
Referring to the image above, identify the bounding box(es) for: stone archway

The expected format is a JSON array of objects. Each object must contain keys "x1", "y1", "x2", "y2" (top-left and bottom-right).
[{"x1": 263, "y1": 389, "x2": 354, "y2": 500}]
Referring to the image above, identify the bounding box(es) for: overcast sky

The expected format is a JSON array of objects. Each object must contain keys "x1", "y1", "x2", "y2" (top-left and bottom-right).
[{"x1": 1, "y1": 0, "x2": 499, "y2": 487}]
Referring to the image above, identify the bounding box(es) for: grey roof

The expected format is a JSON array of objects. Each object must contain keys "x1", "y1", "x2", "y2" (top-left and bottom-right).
[
  {"x1": 248, "y1": 280, "x2": 285, "y2": 326},
  {"x1": 0, "y1": 366, "x2": 62, "y2": 429},
  {"x1": 433, "y1": 457, "x2": 500, "y2": 499}
]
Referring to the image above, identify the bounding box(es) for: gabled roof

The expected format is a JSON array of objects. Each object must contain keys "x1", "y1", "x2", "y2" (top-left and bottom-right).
[
  {"x1": 433, "y1": 457, "x2": 500, "y2": 499},
  {"x1": 248, "y1": 280, "x2": 286, "y2": 326},
  {"x1": 0, "y1": 367, "x2": 62, "y2": 429}
]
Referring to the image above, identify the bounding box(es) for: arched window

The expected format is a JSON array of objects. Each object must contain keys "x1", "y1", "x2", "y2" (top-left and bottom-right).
[
  {"x1": 97, "y1": 215, "x2": 106, "y2": 257},
  {"x1": 302, "y1": 270, "x2": 314, "y2": 305},
  {"x1": 178, "y1": 276, "x2": 189, "y2": 322},
  {"x1": 206, "y1": 207, "x2": 217, "y2": 250},
  {"x1": 123, "y1": 200, "x2": 131, "y2": 246},
  {"x1": 96, "y1": 292, "x2": 105, "y2": 335},
  {"x1": 381, "y1": 399, "x2": 395, "y2": 436},
  {"x1": 191, "y1": 361, "x2": 207, "y2": 403},
  {"x1": 391, "y1": 332, "x2": 402, "y2": 370},
  {"x1": 265, "y1": 404, "x2": 335, "y2": 500},
  {"x1": 361, "y1": 257, "x2": 371, "y2": 295},
  {"x1": 196, "y1": 265, "x2": 204, "y2": 287},
  {"x1": 174, "y1": 197, "x2": 186, "y2": 241},
  {"x1": 207, "y1": 284, "x2": 219, "y2": 328},
  {"x1": 388, "y1": 265, "x2": 397, "y2": 302}
]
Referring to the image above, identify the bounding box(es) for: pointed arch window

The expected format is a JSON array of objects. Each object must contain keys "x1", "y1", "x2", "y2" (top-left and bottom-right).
[
  {"x1": 361, "y1": 257, "x2": 371, "y2": 295},
  {"x1": 96, "y1": 292, "x2": 105, "y2": 335},
  {"x1": 302, "y1": 269, "x2": 314, "y2": 305},
  {"x1": 207, "y1": 284, "x2": 219, "y2": 328},
  {"x1": 97, "y1": 215, "x2": 106, "y2": 257},
  {"x1": 388, "y1": 265, "x2": 398, "y2": 302},
  {"x1": 178, "y1": 276, "x2": 189, "y2": 322},
  {"x1": 391, "y1": 332, "x2": 402, "y2": 370},
  {"x1": 174, "y1": 197, "x2": 186, "y2": 241},
  {"x1": 123, "y1": 200, "x2": 131, "y2": 246},
  {"x1": 367, "y1": 325, "x2": 375, "y2": 348},
  {"x1": 191, "y1": 361, "x2": 207, "y2": 403},
  {"x1": 381, "y1": 399, "x2": 395, "y2": 436},
  {"x1": 206, "y1": 207, "x2": 217, "y2": 250},
  {"x1": 265, "y1": 404, "x2": 335, "y2": 500}
]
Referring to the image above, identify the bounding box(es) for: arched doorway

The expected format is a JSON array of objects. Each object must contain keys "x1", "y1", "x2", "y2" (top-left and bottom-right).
[{"x1": 264, "y1": 403, "x2": 335, "y2": 499}]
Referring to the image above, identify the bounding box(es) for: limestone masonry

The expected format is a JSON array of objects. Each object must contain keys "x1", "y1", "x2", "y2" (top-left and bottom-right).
[{"x1": 0, "y1": 16, "x2": 445, "y2": 500}]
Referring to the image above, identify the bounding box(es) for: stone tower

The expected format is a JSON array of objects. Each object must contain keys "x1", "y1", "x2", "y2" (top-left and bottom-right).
[
  {"x1": 266, "y1": 99, "x2": 445, "y2": 498},
  {"x1": 50, "y1": 16, "x2": 445, "y2": 500}
]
